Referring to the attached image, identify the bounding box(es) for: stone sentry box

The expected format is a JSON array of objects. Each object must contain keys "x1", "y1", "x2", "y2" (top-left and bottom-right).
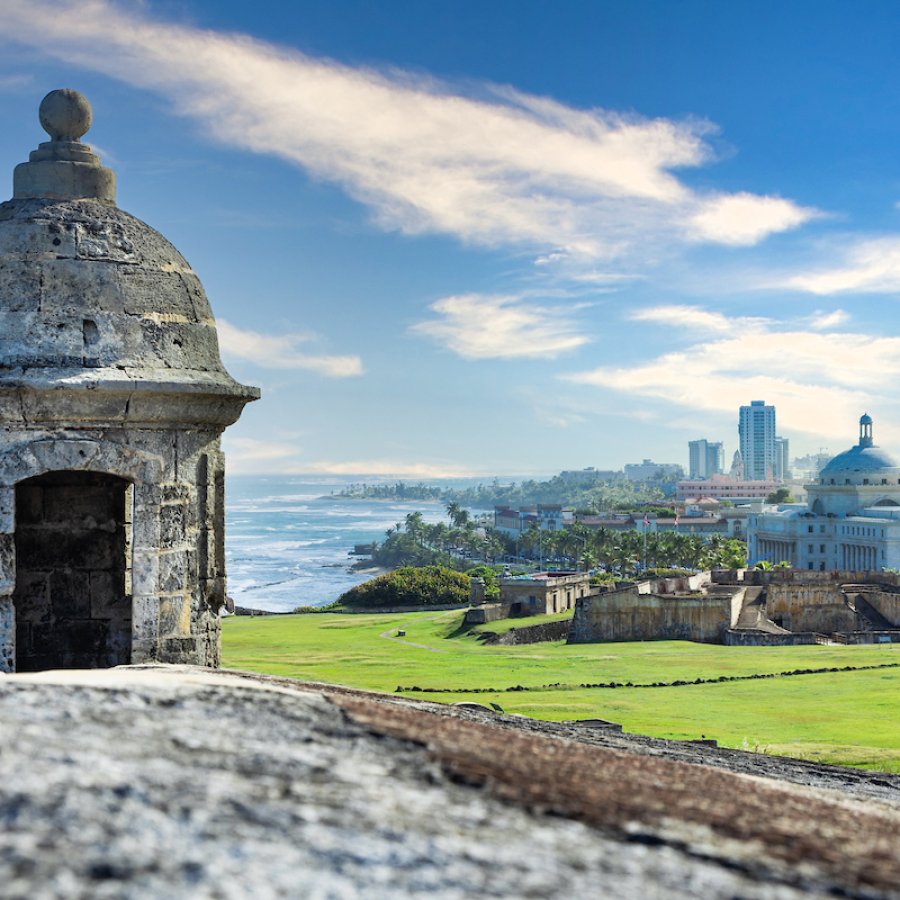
[{"x1": 0, "y1": 90, "x2": 259, "y2": 672}]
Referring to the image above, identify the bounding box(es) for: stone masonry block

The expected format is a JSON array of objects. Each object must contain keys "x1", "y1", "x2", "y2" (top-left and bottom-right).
[
  {"x1": 158, "y1": 551, "x2": 187, "y2": 593},
  {"x1": 159, "y1": 594, "x2": 191, "y2": 638},
  {"x1": 159, "y1": 504, "x2": 186, "y2": 547},
  {"x1": 131, "y1": 595, "x2": 160, "y2": 643},
  {"x1": 132, "y1": 506, "x2": 161, "y2": 548},
  {"x1": 0, "y1": 533, "x2": 14, "y2": 592},
  {"x1": 131, "y1": 551, "x2": 159, "y2": 597}
]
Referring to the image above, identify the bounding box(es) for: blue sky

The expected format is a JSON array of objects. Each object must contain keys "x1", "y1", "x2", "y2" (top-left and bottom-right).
[{"x1": 2, "y1": 1, "x2": 900, "y2": 477}]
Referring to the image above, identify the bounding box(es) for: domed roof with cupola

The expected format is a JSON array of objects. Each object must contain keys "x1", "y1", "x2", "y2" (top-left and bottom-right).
[
  {"x1": 0, "y1": 89, "x2": 258, "y2": 427},
  {"x1": 818, "y1": 414, "x2": 900, "y2": 479}
]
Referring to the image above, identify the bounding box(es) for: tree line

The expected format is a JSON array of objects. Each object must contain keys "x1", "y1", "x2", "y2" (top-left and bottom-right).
[{"x1": 371, "y1": 503, "x2": 746, "y2": 575}]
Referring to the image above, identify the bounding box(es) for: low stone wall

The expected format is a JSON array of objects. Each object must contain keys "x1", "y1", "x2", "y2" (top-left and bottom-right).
[
  {"x1": 724, "y1": 630, "x2": 818, "y2": 646},
  {"x1": 486, "y1": 619, "x2": 572, "y2": 645},
  {"x1": 568, "y1": 588, "x2": 733, "y2": 644},
  {"x1": 714, "y1": 568, "x2": 900, "y2": 589},
  {"x1": 464, "y1": 603, "x2": 506, "y2": 625},
  {"x1": 842, "y1": 631, "x2": 900, "y2": 644}
]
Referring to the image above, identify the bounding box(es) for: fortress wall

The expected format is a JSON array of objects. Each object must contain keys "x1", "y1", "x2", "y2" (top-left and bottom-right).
[
  {"x1": 724, "y1": 630, "x2": 818, "y2": 646},
  {"x1": 765, "y1": 583, "x2": 858, "y2": 633},
  {"x1": 568, "y1": 589, "x2": 732, "y2": 644},
  {"x1": 865, "y1": 591, "x2": 900, "y2": 626},
  {"x1": 730, "y1": 589, "x2": 746, "y2": 629}
]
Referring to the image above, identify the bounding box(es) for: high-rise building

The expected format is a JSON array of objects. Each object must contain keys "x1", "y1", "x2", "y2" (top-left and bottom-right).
[
  {"x1": 739, "y1": 401, "x2": 776, "y2": 481},
  {"x1": 688, "y1": 439, "x2": 724, "y2": 479},
  {"x1": 774, "y1": 436, "x2": 790, "y2": 482}
]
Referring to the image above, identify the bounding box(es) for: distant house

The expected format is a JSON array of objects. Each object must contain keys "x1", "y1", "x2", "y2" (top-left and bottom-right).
[
  {"x1": 493, "y1": 504, "x2": 574, "y2": 536},
  {"x1": 676, "y1": 474, "x2": 778, "y2": 503}
]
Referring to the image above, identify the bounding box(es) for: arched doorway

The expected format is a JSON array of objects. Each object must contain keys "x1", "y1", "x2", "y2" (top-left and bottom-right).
[{"x1": 13, "y1": 472, "x2": 133, "y2": 671}]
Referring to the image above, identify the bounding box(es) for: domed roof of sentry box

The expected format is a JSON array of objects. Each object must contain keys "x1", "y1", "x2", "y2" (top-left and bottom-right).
[{"x1": 0, "y1": 89, "x2": 259, "y2": 428}]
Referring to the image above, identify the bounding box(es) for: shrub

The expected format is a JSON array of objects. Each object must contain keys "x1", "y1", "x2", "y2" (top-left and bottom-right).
[{"x1": 336, "y1": 565, "x2": 472, "y2": 609}]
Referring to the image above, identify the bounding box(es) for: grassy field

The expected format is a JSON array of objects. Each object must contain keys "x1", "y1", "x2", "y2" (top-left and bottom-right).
[{"x1": 222, "y1": 610, "x2": 900, "y2": 772}]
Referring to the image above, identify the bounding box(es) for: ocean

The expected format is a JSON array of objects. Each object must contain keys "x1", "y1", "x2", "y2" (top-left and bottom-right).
[{"x1": 225, "y1": 475, "x2": 473, "y2": 612}]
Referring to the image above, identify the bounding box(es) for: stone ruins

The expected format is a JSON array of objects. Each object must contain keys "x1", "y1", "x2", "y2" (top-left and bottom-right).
[{"x1": 0, "y1": 89, "x2": 258, "y2": 672}]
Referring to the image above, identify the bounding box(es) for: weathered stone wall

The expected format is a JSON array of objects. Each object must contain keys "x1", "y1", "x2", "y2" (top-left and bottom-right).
[
  {"x1": 487, "y1": 619, "x2": 571, "y2": 645},
  {"x1": 864, "y1": 590, "x2": 900, "y2": 626},
  {"x1": 499, "y1": 572, "x2": 590, "y2": 615},
  {"x1": 724, "y1": 630, "x2": 818, "y2": 646},
  {"x1": 0, "y1": 429, "x2": 227, "y2": 672},
  {"x1": 464, "y1": 603, "x2": 506, "y2": 625},
  {"x1": 765, "y1": 584, "x2": 859, "y2": 634},
  {"x1": 568, "y1": 588, "x2": 733, "y2": 644}
]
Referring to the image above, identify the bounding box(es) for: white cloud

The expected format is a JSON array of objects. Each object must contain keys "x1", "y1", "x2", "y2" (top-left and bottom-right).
[
  {"x1": 223, "y1": 436, "x2": 299, "y2": 474},
  {"x1": 688, "y1": 192, "x2": 820, "y2": 246},
  {"x1": 295, "y1": 460, "x2": 479, "y2": 478},
  {"x1": 217, "y1": 320, "x2": 363, "y2": 377},
  {"x1": 809, "y1": 309, "x2": 849, "y2": 330},
  {"x1": 0, "y1": 73, "x2": 31, "y2": 91},
  {"x1": 411, "y1": 293, "x2": 588, "y2": 359},
  {"x1": 630, "y1": 305, "x2": 738, "y2": 333},
  {"x1": 784, "y1": 237, "x2": 900, "y2": 294},
  {"x1": 0, "y1": 1, "x2": 816, "y2": 264},
  {"x1": 563, "y1": 307, "x2": 900, "y2": 443}
]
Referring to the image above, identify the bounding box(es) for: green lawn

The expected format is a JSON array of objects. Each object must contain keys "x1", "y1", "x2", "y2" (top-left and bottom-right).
[{"x1": 222, "y1": 610, "x2": 900, "y2": 772}]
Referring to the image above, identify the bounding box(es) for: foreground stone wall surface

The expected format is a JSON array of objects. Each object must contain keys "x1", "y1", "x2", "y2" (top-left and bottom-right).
[
  {"x1": 0, "y1": 666, "x2": 898, "y2": 898},
  {"x1": 0, "y1": 90, "x2": 257, "y2": 671}
]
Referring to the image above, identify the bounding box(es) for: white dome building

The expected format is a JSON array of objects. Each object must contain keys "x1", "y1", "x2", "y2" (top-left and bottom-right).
[{"x1": 748, "y1": 415, "x2": 900, "y2": 571}]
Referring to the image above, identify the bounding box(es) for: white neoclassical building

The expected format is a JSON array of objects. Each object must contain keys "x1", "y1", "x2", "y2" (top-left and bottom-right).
[{"x1": 748, "y1": 414, "x2": 900, "y2": 571}]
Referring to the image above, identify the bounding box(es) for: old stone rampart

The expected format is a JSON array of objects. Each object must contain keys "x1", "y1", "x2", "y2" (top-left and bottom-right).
[
  {"x1": 765, "y1": 583, "x2": 859, "y2": 634},
  {"x1": 712, "y1": 568, "x2": 900, "y2": 588},
  {"x1": 484, "y1": 619, "x2": 571, "y2": 645},
  {"x1": 568, "y1": 587, "x2": 733, "y2": 644},
  {"x1": 724, "y1": 630, "x2": 819, "y2": 646}
]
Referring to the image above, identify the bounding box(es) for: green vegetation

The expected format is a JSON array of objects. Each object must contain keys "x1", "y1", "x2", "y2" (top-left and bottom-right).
[
  {"x1": 766, "y1": 487, "x2": 796, "y2": 504},
  {"x1": 222, "y1": 611, "x2": 900, "y2": 772},
  {"x1": 331, "y1": 566, "x2": 471, "y2": 609},
  {"x1": 338, "y1": 471, "x2": 672, "y2": 512},
  {"x1": 371, "y1": 505, "x2": 747, "y2": 574}
]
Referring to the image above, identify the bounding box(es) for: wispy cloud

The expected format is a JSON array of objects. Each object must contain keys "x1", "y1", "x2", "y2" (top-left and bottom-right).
[
  {"x1": 809, "y1": 308, "x2": 849, "y2": 330},
  {"x1": 783, "y1": 236, "x2": 900, "y2": 294},
  {"x1": 411, "y1": 293, "x2": 589, "y2": 359},
  {"x1": 295, "y1": 460, "x2": 480, "y2": 478},
  {"x1": 217, "y1": 320, "x2": 363, "y2": 377},
  {"x1": 564, "y1": 304, "x2": 900, "y2": 442},
  {"x1": 0, "y1": 0, "x2": 817, "y2": 268},
  {"x1": 630, "y1": 305, "x2": 739, "y2": 333},
  {"x1": 0, "y1": 73, "x2": 32, "y2": 92}
]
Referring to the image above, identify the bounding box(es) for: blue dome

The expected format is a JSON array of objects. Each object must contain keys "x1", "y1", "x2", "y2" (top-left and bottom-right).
[
  {"x1": 819, "y1": 444, "x2": 899, "y2": 475},
  {"x1": 860, "y1": 413, "x2": 873, "y2": 425}
]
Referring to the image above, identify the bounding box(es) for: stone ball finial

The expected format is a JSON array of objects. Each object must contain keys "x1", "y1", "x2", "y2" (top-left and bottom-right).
[{"x1": 39, "y1": 89, "x2": 92, "y2": 142}]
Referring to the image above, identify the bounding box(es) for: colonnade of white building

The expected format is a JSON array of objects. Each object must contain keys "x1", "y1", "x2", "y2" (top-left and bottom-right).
[
  {"x1": 755, "y1": 538, "x2": 796, "y2": 562},
  {"x1": 839, "y1": 544, "x2": 881, "y2": 571}
]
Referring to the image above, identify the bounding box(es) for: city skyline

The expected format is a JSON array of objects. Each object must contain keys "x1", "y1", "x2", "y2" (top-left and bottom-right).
[{"x1": 3, "y1": 2, "x2": 900, "y2": 475}]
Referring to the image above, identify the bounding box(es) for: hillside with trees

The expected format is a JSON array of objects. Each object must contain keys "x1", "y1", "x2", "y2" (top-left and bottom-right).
[
  {"x1": 336, "y1": 566, "x2": 471, "y2": 609},
  {"x1": 337, "y1": 471, "x2": 671, "y2": 512}
]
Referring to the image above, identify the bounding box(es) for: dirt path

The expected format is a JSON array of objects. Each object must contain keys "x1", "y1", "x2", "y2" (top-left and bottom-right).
[{"x1": 378, "y1": 611, "x2": 457, "y2": 653}]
